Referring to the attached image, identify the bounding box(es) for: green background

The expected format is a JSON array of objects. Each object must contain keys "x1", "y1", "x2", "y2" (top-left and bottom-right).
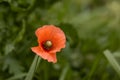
[{"x1": 0, "y1": 0, "x2": 120, "y2": 80}]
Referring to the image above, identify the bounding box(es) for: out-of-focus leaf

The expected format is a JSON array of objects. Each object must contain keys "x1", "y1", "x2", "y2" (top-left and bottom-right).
[
  {"x1": 13, "y1": 19, "x2": 25, "y2": 44},
  {"x1": 43, "y1": 0, "x2": 80, "y2": 25},
  {"x1": 67, "y1": 8, "x2": 112, "y2": 38},
  {"x1": 59, "y1": 23, "x2": 79, "y2": 48},
  {"x1": 6, "y1": 73, "x2": 27, "y2": 80},
  {"x1": 10, "y1": 0, "x2": 35, "y2": 12},
  {"x1": 2, "y1": 56, "x2": 24, "y2": 75},
  {"x1": 4, "y1": 43, "x2": 14, "y2": 55}
]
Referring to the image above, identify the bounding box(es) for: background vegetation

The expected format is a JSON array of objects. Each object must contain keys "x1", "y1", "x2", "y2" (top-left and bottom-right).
[{"x1": 0, "y1": 0, "x2": 120, "y2": 80}]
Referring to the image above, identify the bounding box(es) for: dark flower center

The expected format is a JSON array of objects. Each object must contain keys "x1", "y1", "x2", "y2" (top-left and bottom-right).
[{"x1": 43, "y1": 40, "x2": 52, "y2": 50}]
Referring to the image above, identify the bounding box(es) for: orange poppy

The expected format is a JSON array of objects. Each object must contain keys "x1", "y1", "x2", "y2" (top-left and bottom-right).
[{"x1": 31, "y1": 25, "x2": 66, "y2": 63}]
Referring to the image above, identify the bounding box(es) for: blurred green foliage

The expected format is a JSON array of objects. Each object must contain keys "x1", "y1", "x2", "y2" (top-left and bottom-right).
[{"x1": 0, "y1": 0, "x2": 120, "y2": 80}]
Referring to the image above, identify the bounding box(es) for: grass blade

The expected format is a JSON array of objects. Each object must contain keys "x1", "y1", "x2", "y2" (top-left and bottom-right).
[{"x1": 103, "y1": 50, "x2": 120, "y2": 77}]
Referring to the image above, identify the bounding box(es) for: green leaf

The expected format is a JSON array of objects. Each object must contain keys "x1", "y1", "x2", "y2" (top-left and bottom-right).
[
  {"x1": 103, "y1": 50, "x2": 120, "y2": 77},
  {"x1": 2, "y1": 56, "x2": 24, "y2": 75},
  {"x1": 59, "y1": 23, "x2": 79, "y2": 48},
  {"x1": 6, "y1": 73, "x2": 27, "y2": 80},
  {"x1": 13, "y1": 19, "x2": 26, "y2": 44},
  {"x1": 4, "y1": 43, "x2": 14, "y2": 55},
  {"x1": 67, "y1": 8, "x2": 111, "y2": 39},
  {"x1": 4, "y1": 0, "x2": 36, "y2": 12}
]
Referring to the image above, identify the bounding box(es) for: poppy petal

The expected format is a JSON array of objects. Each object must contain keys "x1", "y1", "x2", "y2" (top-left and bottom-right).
[
  {"x1": 35, "y1": 25, "x2": 65, "y2": 44},
  {"x1": 50, "y1": 32, "x2": 66, "y2": 53},
  {"x1": 35, "y1": 25, "x2": 66, "y2": 52},
  {"x1": 47, "y1": 53, "x2": 57, "y2": 63},
  {"x1": 31, "y1": 46, "x2": 57, "y2": 63},
  {"x1": 35, "y1": 25, "x2": 55, "y2": 44}
]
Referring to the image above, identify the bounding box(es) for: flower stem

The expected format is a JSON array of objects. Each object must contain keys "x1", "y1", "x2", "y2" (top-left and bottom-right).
[{"x1": 25, "y1": 55, "x2": 41, "y2": 80}]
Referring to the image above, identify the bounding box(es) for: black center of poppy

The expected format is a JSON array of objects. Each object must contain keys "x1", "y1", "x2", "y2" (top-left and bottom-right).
[{"x1": 43, "y1": 40, "x2": 52, "y2": 50}]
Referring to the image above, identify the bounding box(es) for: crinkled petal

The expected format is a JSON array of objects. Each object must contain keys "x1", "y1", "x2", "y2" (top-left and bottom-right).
[
  {"x1": 35, "y1": 25, "x2": 56, "y2": 43},
  {"x1": 50, "y1": 33, "x2": 66, "y2": 53},
  {"x1": 47, "y1": 53, "x2": 57, "y2": 63},
  {"x1": 35, "y1": 25, "x2": 66, "y2": 53},
  {"x1": 31, "y1": 46, "x2": 57, "y2": 63},
  {"x1": 35, "y1": 25, "x2": 66, "y2": 44}
]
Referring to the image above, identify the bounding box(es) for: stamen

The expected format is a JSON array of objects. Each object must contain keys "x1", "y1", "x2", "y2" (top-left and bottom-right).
[{"x1": 43, "y1": 40, "x2": 52, "y2": 50}]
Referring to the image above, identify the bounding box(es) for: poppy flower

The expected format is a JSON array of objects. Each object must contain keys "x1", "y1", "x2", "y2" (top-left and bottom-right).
[{"x1": 31, "y1": 25, "x2": 66, "y2": 63}]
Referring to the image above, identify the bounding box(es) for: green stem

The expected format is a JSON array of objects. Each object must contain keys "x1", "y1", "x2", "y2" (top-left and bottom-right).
[
  {"x1": 25, "y1": 55, "x2": 41, "y2": 80},
  {"x1": 84, "y1": 53, "x2": 103, "y2": 80},
  {"x1": 59, "y1": 64, "x2": 69, "y2": 80}
]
